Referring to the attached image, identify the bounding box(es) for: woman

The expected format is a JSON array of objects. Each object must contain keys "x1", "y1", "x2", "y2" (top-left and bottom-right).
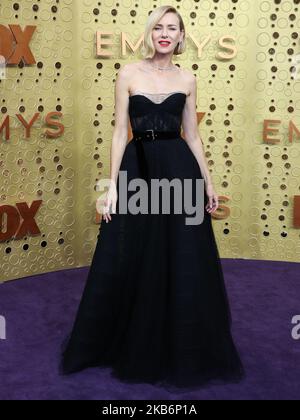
[{"x1": 60, "y1": 5, "x2": 245, "y2": 390}]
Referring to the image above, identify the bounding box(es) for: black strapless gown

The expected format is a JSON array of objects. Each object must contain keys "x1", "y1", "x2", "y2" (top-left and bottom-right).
[{"x1": 60, "y1": 91, "x2": 245, "y2": 390}]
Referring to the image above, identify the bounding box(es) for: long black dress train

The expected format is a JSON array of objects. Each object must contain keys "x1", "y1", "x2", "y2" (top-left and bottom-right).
[{"x1": 60, "y1": 91, "x2": 245, "y2": 390}]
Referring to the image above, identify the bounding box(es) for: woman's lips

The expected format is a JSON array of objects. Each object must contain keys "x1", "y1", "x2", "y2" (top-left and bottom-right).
[{"x1": 159, "y1": 41, "x2": 171, "y2": 47}]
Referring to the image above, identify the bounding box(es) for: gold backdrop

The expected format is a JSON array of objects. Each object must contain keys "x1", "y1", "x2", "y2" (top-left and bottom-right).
[{"x1": 1, "y1": 0, "x2": 300, "y2": 283}]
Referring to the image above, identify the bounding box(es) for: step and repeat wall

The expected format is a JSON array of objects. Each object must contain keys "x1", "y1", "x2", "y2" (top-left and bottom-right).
[{"x1": 0, "y1": 0, "x2": 300, "y2": 282}]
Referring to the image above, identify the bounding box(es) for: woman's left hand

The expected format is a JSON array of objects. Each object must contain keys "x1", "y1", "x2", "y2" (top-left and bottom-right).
[{"x1": 205, "y1": 183, "x2": 219, "y2": 213}]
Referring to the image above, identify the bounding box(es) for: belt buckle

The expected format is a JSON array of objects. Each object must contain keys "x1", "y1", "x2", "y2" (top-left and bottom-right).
[{"x1": 146, "y1": 129, "x2": 155, "y2": 140}]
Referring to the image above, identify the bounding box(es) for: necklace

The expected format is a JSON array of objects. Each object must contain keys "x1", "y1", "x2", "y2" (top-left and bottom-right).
[{"x1": 145, "y1": 59, "x2": 178, "y2": 72}]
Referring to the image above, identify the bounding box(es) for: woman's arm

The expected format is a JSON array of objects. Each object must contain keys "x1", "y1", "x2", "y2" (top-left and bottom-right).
[
  {"x1": 181, "y1": 71, "x2": 213, "y2": 188},
  {"x1": 109, "y1": 64, "x2": 131, "y2": 185},
  {"x1": 101, "y1": 64, "x2": 130, "y2": 222}
]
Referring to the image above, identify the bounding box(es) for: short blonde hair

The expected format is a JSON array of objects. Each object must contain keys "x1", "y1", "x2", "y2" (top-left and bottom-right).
[{"x1": 141, "y1": 5, "x2": 186, "y2": 58}]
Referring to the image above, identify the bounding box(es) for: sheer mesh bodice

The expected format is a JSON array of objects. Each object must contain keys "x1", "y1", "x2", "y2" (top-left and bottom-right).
[{"x1": 129, "y1": 91, "x2": 187, "y2": 132}]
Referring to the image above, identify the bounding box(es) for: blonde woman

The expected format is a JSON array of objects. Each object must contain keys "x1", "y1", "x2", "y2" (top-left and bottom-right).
[{"x1": 61, "y1": 5, "x2": 245, "y2": 390}]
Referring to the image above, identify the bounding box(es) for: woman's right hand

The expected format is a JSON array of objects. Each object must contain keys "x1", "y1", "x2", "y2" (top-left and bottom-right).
[
  {"x1": 205, "y1": 183, "x2": 219, "y2": 214},
  {"x1": 100, "y1": 181, "x2": 118, "y2": 223}
]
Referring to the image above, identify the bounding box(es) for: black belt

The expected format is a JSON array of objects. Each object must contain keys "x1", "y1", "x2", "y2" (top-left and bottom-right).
[{"x1": 132, "y1": 129, "x2": 181, "y2": 141}]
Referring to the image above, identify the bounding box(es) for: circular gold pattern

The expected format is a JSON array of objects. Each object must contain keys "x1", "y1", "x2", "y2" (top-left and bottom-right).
[{"x1": 1, "y1": 1, "x2": 300, "y2": 283}]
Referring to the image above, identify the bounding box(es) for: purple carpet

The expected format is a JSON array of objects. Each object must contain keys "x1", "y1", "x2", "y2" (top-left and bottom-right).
[{"x1": 0, "y1": 258, "x2": 299, "y2": 400}]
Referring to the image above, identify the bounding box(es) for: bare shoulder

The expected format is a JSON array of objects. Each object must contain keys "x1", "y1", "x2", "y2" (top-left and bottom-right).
[
  {"x1": 120, "y1": 61, "x2": 141, "y2": 73},
  {"x1": 117, "y1": 62, "x2": 133, "y2": 78},
  {"x1": 115, "y1": 63, "x2": 134, "y2": 94},
  {"x1": 117, "y1": 61, "x2": 140, "y2": 82},
  {"x1": 180, "y1": 67, "x2": 195, "y2": 83},
  {"x1": 179, "y1": 67, "x2": 196, "y2": 95}
]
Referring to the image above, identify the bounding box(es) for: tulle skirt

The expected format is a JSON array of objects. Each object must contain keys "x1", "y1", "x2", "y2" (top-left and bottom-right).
[{"x1": 60, "y1": 137, "x2": 245, "y2": 390}]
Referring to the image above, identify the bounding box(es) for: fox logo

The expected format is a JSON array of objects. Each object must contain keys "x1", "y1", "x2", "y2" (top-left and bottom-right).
[{"x1": 0, "y1": 24, "x2": 36, "y2": 65}]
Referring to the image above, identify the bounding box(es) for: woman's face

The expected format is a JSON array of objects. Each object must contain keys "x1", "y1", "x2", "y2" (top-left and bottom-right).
[{"x1": 152, "y1": 12, "x2": 183, "y2": 54}]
